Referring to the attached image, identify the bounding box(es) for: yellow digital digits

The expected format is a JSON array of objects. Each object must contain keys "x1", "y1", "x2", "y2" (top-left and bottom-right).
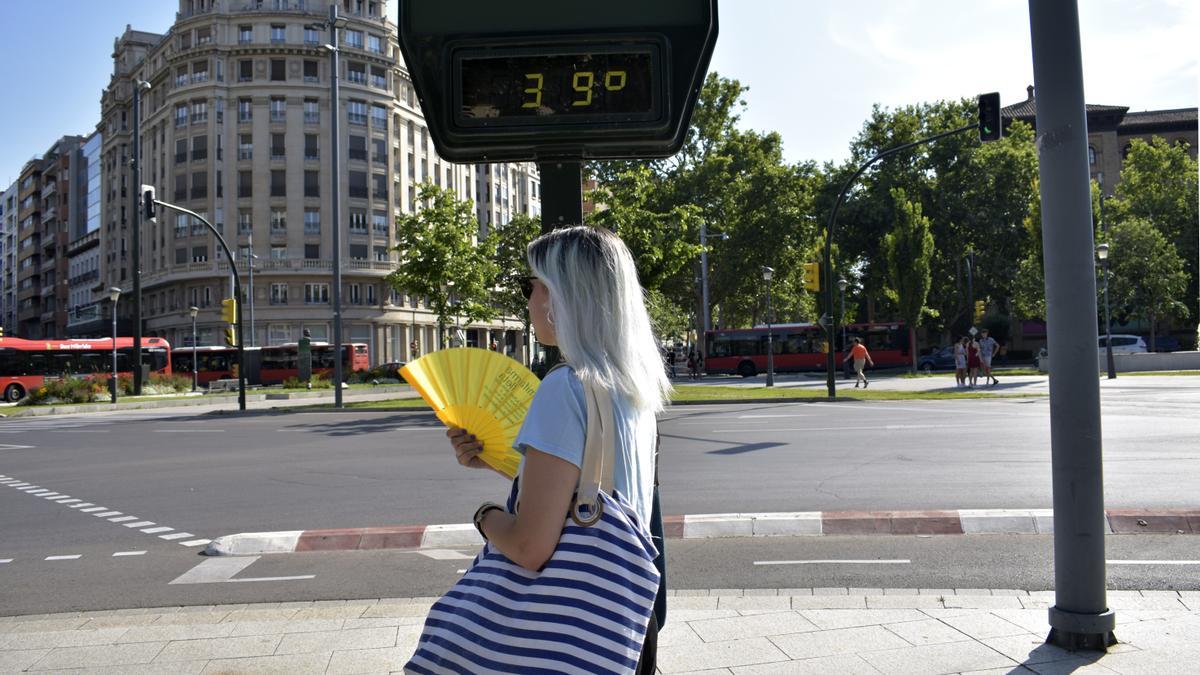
[
  {"x1": 521, "y1": 70, "x2": 628, "y2": 109},
  {"x1": 521, "y1": 73, "x2": 543, "y2": 109},
  {"x1": 572, "y1": 71, "x2": 594, "y2": 106}
]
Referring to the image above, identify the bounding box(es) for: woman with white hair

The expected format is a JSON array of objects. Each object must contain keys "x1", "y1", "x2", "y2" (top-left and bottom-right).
[{"x1": 407, "y1": 225, "x2": 670, "y2": 674}]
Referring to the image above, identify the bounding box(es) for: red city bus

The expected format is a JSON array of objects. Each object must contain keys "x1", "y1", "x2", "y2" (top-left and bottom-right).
[
  {"x1": 0, "y1": 336, "x2": 173, "y2": 402},
  {"x1": 172, "y1": 342, "x2": 370, "y2": 386},
  {"x1": 704, "y1": 322, "x2": 910, "y2": 377}
]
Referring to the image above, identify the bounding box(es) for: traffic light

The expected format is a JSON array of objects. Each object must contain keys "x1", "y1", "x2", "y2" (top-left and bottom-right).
[
  {"x1": 802, "y1": 262, "x2": 821, "y2": 292},
  {"x1": 978, "y1": 92, "x2": 1002, "y2": 142},
  {"x1": 974, "y1": 300, "x2": 986, "y2": 324},
  {"x1": 0, "y1": 326, "x2": 5, "y2": 338},
  {"x1": 220, "y1": 297, "x2": 238, "y2": 324},
  {"x1": 224, "y1": 326, "x2": 238, "y2": 346},
  {"x1": 141, "y1": 185, "x2": 156, "y2": 221}
]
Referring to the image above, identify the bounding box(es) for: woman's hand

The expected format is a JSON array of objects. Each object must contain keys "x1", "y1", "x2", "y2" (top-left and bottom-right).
[{"x1": 447, "y1": 427, "x2": 489, "y2": 470}]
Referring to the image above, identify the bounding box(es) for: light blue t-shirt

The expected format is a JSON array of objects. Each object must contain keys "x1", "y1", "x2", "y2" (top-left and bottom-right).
[{"x1": 513, "y1": 366, "x2": 657, "y2": 531}]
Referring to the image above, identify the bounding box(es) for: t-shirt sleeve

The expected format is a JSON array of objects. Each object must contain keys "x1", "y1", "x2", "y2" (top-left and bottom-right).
[{"x1": 513, "y1": 368, "x2": 586, "y2": 469}]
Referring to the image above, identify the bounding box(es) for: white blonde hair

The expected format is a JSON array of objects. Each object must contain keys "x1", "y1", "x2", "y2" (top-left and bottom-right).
[{"x1": 528, "y1": 226, "x2": 671, "y2": 413}]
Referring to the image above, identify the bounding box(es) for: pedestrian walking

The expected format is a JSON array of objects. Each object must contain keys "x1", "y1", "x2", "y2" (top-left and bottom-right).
[
  {"x1": 686, "y1": 350, "x2": 699, "y2": 380},
  {"x1": 977, "y1": 329, "x2": 999, "y2": 386},
  {"x1": 842, "y1": 337, "x2": 874, "y2": 388},
  {"x1": 409, "y1": 226, "x2": 668, "y2": 674},
  {"x1": 967, "y1": 335, "x2": 982, "y2": 388},
  {"x1": 666, "y1": 346, "x2": 677, "y2": 378},
  {"x1": 954, "y1": 337, "x2": 968, "y2": 387}
]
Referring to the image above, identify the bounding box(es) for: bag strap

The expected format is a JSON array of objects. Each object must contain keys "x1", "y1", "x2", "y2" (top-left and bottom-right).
[{"x1": 572, "y1": 378, "x2": 616, "y2": 526}]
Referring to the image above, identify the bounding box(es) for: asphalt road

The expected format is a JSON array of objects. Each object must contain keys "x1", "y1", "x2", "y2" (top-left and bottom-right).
[
  {"x1": 2, "y1": 382, "x2": 1197, "y2": 615},
  {"x1": 3, "y1": 534, "x2": 1198, "y2": 617}
]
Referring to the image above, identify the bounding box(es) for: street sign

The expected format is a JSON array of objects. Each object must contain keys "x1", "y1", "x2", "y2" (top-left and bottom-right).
[{"x1": 396, "y1": 0, "x2": 718, "y2": 162}]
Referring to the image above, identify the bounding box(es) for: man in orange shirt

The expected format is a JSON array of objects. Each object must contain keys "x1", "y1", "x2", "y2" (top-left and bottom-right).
[{"x1": 843, "y1": 337, "x2": 874, "y2": 388}]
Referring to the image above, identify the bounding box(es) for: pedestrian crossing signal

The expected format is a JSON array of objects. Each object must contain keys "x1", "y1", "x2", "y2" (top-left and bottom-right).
[
  {"x1": 220, "y1": 297, "x2": 237, "y2": 324},
  {"x1": 802, "y1": 262, "x2": 821, "y2": 292},
  {"x1": 974, "y1": 300, "x2": 986, "y2": 324},
  {"x1": 224, "y1": 326, "x2": 238, "y2": 346}
]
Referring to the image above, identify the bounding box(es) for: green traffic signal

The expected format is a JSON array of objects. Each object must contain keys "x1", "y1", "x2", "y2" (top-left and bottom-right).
[{"x1": 978, "y1": 92, "x2": 1002, "y2": 142}]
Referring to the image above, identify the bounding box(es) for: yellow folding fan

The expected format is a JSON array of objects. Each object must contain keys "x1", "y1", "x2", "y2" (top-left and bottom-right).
[{"x1": 400, "y1": 348, "x2": 541, "y2": 477}]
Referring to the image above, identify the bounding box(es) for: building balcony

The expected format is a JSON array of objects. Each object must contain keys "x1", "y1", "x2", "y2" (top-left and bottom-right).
[{"x1": 42, "y1": 181, "x2": 57, "y2": 198}]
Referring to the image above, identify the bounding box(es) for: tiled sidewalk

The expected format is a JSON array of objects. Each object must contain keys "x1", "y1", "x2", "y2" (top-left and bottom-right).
[{"x1": 1, "y1": 589, "x2": 1197, "y2": 674}]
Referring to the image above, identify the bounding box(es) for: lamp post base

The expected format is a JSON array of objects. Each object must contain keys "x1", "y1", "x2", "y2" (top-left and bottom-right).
[{"x1": 1046, "y1": 606, "x2": 1117, "y2": 652}]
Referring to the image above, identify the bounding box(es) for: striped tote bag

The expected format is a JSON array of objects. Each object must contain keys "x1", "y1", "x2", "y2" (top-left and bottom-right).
[{"x1": 406, "y1": 378, "x2": 660, "y2": 674}]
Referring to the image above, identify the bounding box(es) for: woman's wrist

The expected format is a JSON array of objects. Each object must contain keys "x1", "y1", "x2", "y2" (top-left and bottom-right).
[{"x1": 473, "y1": 502, "x2": 504, "y2": 540}]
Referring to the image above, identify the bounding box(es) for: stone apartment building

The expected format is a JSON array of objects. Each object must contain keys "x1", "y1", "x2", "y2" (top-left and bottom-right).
[
  {"x1": 1, "y1": 180, "x2": 18, "y2": 333},
  {"x1": 93, "y1": 0, "x2": 539, "y2": 365}
]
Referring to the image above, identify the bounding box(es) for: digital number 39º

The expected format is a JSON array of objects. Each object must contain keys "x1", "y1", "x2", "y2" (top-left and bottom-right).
[{"x1": 521, "y1": 70, "x2": 628, "y2": 109}]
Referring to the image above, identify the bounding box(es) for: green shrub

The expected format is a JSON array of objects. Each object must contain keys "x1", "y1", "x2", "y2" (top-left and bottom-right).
[{"x1": 20, "y1": 377, "x2": 106, "y2": 405}]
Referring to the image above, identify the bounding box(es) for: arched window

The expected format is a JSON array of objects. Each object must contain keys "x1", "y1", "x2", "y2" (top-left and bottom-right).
[{"x1": 1087, "y1": 146, "x2": 1096, "y2": 165}]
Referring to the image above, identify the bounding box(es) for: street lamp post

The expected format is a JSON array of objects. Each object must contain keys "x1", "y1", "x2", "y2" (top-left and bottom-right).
[
  {"x1": 699, "y1": 219, "x2": 727, "y2": 360},
  {"x1": 763, "y1": 266, "x2": 775, "y2": 387},
  {"x1": 246, "y1": 234, "x2": 258, "y2": 347},
  {"x1": 130, "y1": 80, "x2": 151, "y2": 396},
  {"x1": 837, "y1": 278, "x2": 848, "y2": 353},
  {"x1": 189, "y1": 306, "x2": 199, "y2": 392},
  {"x1": 108, "y1": 287, "x2": 121, "y2": 403},
  {"x1": 307, "y1": 4, "x2": 344, "y2": 407},
  {"x1": 965, "y1": 248, "x2": 975, "y2": 329},
  {"x1": 1097, "y1": 243, "x2": 1116, "y2": 379}
]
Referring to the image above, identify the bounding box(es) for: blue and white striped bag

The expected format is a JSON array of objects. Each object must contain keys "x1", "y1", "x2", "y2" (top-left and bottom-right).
[{"x1": 406, "y1": 378, "x2": 660, "y2": 674}]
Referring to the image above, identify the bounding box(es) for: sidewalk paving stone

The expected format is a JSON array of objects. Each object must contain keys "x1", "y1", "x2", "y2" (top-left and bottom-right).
[
  {"x1": 687, "y1": 611, "x2": 821, "y2": 642},
  {"x1": 858, "y1": 640, "x2": 1018, "y2": 674},
  {"x1": 932, "y1": 611, "x2": 1034, "y2": 640},
  {"x1": 731, "y1": 654, "x2": 882, "y2": 674},
  {"x1": 326, "y1": 645, "x2": 417, "y2": 674},
  {"x1": 657, "y1": 636, "x2": 791, "y2": 672},
  {"x1": 274, "y1": 625, "x2": 397, "y2": 654},
  {"x1": 866, "y1": 594, "x2": 946, "y2": 609},
  {"x1": 881, "y1": 618, "x2": 974, "y2": 646},
  {"x1": 196, "y1": 652, "x2": 331, "y2": 673},
  {"x1": 151, "y1": 634, "x2": 280, "y2": 663},
  {"x1": 768, "y1": 624, "x2": 911, "y2": 660},
  {"x1": 798, "y1": 608, "x2": 928, "y2": 630},
  {"x1": 27, "y1": 641, "x2": 166, "y2": 670}
]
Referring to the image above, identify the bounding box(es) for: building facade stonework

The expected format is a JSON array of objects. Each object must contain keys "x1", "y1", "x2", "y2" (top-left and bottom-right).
[{"x1": 91, "y1": 0, "x2": 539, "y2": 365}]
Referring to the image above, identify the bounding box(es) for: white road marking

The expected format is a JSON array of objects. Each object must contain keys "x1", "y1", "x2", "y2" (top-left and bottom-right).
[
  {"x1": 0, "y1": 443, "x2": 35, "y2": 449},
  {"x1": 180, "y1": 539, "x2": 212, "y2": 547},
  {"x1": 69, "y1": 503, "x2": 95, "y2": 508},
  {"x1": 229, "y1": 575, "x2": 316, "y2": 582},
  {"x1": 152, "y1": 429, "x2": 225, "y2": 433},
  {"x1": 124, "y1": 521, "x2": 156, "y2": 528},
  {"x1": 1107, "y1": 560, "x2": 1200, "y2": 566},
  {"x1": 26, "y1": 489, "x2": 52, "y2": 495},
  {"x1": 159, "y1": 532, "x2": 194, "y2": 540},
  {"x1": 94, "y1": 511, "x2": 123, "y2": 517},
  {"x1": 39, "y1": 492, "x2": 63, "y2": 498},
  {"x1": 54, "y1": 498, "x2": 81, "y2": 503},
  {"x1": 418, "y1": 549, "x2": 475, "y2": 560},
  {"x1": 108, "y1": 516, "x2": 138, "y2": 523},
  {"x1": 51, "y1": 430, "x2": 110, "y2": 433},
  {"x1": 169, "y1": 556, "x2": 314, "y2": 584},
  {"x1": 113, "y1": 551, "x2": 147, "y2": 557},
  {"x1": 141, "y1": 526, "x2": 174, "y2": 534},
  {"x1": 713, "y1": 424, "x2": 968, "y2": 433},
  {"x1": 45, "y1": 555, "x2": 83, "y2": 561},
  {"x1": 0, "y1": 559, "x2": 12, "y2": 564},
  {"x1": 79, "y1": 506, "x2": 108, "y2": 513},
  {"x1": 753, "y1": 559, "x2": 913, "y2": 566}
]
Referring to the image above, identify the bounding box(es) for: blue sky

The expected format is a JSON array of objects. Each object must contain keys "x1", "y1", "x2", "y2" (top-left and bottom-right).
[{"x1": 2, "y1": 0, "x2": 1196, "y2": 184}]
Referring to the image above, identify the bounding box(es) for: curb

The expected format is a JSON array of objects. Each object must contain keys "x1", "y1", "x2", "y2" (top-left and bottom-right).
[{"x1": 204, "y1": 507, "x2": 1200, "y2": 556}]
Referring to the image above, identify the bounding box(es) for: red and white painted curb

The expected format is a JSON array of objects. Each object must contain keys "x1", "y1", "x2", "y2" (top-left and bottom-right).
[{"x1": 204, "y1": 507, "x2": 1200, "y2": 556}]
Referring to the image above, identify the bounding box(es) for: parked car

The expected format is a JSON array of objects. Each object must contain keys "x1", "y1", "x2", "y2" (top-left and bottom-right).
[
  {"x1": 918, "y1": 346, "x2": 958, "y2": 373},
  {"x1": 372, "y1": 361, "x2": 407, "y2": 382},
  {"x1": 1098, "y1": 335, "x2": 1147, "y2": 354}
]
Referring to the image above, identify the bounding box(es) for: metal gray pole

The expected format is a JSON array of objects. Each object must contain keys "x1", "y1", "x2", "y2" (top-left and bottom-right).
[
  {"x1": 191, "y1": 312, "x2": 198, "y2": 392},
  {"x1": 966, "y1": 249, "x2": 974, "y2": 327},
  {"x1": 130, "y1": 82, "x2": 146, "y2": 396},
  {"x1": 700, "y1": 219, "x2": 711, "y2": 346},
  {"x1": 329, "y1": 3, "x2": 344, "y2": 407},
  {"x1": 247, "y1": 233, "x2": 255, "y2": 348},
  {"x1": 1103, "y1": 259, "x2": 1116, "y2": 379},
  {"x1": 765, "y1": 272, "x2": 775, "y2": 387},
  {"x1": 1028, "y1": 0, "x2": 1116, "y2": 650},
  {"x1": 111, "y1": 299, "x2": 118, "y2": 404}
]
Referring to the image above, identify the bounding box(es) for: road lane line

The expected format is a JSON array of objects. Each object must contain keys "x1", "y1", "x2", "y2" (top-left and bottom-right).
[
  {"x1": 1107, "y1": 560, "x2": 1200, "y2": 565},
  {"x1": 108, "y1": 516, "x2": 138, "y2": 523},
  {"x1": 152, "y1": 429, "x2": 225, "y2": 433},
  {"x1": 180, "y1": 539, "x2": 212, "y2": 547},
  {"x1": 25, "y1": 489, "x2": 52, "y2": 494},
  {"x1": 753, "y1": 559, "x2": 912, "y2": 566},
  {"x1": 54, "y1": 498, "x2": 81, "y2": 503},
  {"x1": 160, "y1": 532, "x2": 194, "y2": 540},
  {"x1": 113, "y1": 551, "x2": 147, "y2": 557},
  {"x1": 713, "y1": 425, "x2": 968, "y2": 433},
  {"x1": 418, "y1": 549, "x2": 475, "y2": 560},
  {"x1": 229, "y1": 575, "x2": 316, "y2": 582},
  {"x1": 124, "y1": 521, "x2": 156, "y2": 528},
  {"x1": 45, "y1": 555, "x2": 83, "y2": 561},
  {"x1": 170, "y1": 556, "x2": 257, "y2": 584},
  {"x1": 141, "y1": 526, "x2": 174, "y2": 534},
  {"x1": 69, "y1": 503, "x2": 95, "y2": 508},
  {"x1": 0, "y1": 559, "x2": 12, "y2": 564},
  {"x1": 93, "y1": 511, "x2": 123, "y2": 517},
  {"x1": 38, "y1": 492, "x2": 63, "y2": 498},
  {"x1": 79, "y1": 506, "x2": 108, "y2": 513}
]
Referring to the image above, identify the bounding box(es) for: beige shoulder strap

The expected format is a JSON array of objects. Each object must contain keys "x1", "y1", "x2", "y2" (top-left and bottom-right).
[{"x1": 572, "y1": 378, "x2": 616, "y2": 526}]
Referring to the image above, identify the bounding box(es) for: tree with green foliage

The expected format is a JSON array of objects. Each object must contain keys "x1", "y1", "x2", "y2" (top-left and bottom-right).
[
  {"x1": 1102, "y1": 217, "x2": 1190, "y2": 351},
  {"x1": 1105, "y1": 137, "x2": 1199, "y2": 327},
  {"x1": 882, "y1": 188, "x2": 937, "y2": 371},
  {"x1": 386, "y1": 183, "x2": 499, "y2": 349},
  {"x1": 489, "y1": 213, "x2": 542, "y2": 363}
]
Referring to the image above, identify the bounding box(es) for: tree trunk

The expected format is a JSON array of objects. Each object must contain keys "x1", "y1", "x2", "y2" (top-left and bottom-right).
[
  {"x1": 909, "y1": 324, "x2": 918, "y2": 373},
  {"x1": 1149, "y1": 312, "x2": 1157, "y2": 352}
]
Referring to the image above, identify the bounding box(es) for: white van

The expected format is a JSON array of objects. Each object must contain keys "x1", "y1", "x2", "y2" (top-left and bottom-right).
[{"x1": 1098, "y1": 334, "x2": 1148, "y2": 354}]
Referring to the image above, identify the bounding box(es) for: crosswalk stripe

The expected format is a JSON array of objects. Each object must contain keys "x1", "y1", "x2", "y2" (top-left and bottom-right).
[
  {"x1": 180, "y1": 539, "x2": 212, "y2": 547},
  {"x1": 160, "y1": 532, "x2": 194, "y2": 540},
  {"x1": 113, "y1": 551, "x2": 148, "y2": 557},
  {"x1": 93, "y1": 511, "x2": 123, "y2": 518},
  {"x1": 108, "y1": 516, "x2": 139, "y2": 523},
  {"x1": 141, "y1": 526, "x2": 174, "y2": 534},
  {"x1": 45, "y1": 555, "x2": 82, "y2": 561},
  {"x1": 80, "y1": 506, "x2": 108, "y2": 513},
  {"x1": 69, "y1": 503, "x2": 95, "y2": 508},
  {"x1": 124, "y1": 521, "x2": 155, "y2": 528}
]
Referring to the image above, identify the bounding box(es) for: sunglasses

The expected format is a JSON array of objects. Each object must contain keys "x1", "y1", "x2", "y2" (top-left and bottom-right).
[{"x1": 519, "y1": 275, "x2": 536, "y2": 300}]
